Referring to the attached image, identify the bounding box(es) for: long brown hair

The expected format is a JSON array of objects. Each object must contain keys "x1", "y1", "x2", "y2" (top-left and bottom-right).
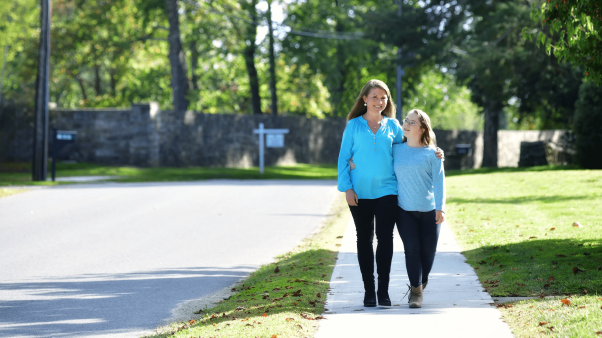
[
  {"x1": 402, "y1": 109, "x2": 437, "y2": 146},
  {"x1": 346, "y1": 79, "x2": 396, "y2": 121}
]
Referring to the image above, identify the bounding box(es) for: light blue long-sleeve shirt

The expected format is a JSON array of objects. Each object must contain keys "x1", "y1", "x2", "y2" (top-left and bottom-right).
[
  {"x1": 337, "y1": 115, "x2": 403, "y2": 199},
  {"x1": 393, "y1": 143, "x2": 446, "y2": 212}
]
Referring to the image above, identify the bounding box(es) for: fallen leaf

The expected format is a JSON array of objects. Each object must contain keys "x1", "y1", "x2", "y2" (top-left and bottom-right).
[
  {"x1": 573, "y1": 222, "x2": 582, "y2": 227},
  {"x1": 293, "y1": 302, "x2": 297, "y2": 306},
  {"x1": 308, "y1": 301, "x2": 316, "y2": 307},
  {"x1": 539, "y1": 293, "x2": 545, "y2": 299},
  {"x1": 516, "y1": 225, "x2": 520, "y2": 227},
  {"x1": 584, "y1": 252, "x2": 591, "y2": 256},
  {"x1": 550, "y1": 227, "x2": 555, "y2": 231},
  {"x1": 296, "y1": 324, "x2": 303, "y2": 329},
  {"x1": 579, "y1": 306, "x2": 585, "y2": 309},
  {"x1": 548, "y1": 276, "x2": 555, "y2": 281},
  {"x1": 529, "y1": 236, "x2": 537, "y2": 239},
  {"x1": 584, "y1": 289, "x2": 588, "y2": 294},
  {"x1": 271, "y1": 335, "x2": 277, "y2": 338},
  {"x1": 544, "y1": 283, "x2": 551, "y2": 287},
  {"x1": 274, "y1": 266, "x2": 280, "y2": 273},
  {"x1": 315, "y1": 316, "x2": 327, "y2": 320},
  {"x1": 189, "y1": 320, "x2": 195, "y2": 325},
  {"x1": 598, "y1": 266, "x2": 601, "y2": 271},
  {"x1": 596, "y1": 331, "x2": 602, "y2": 335},
  {"x1": 572, "y1": 267, "x2": 584, "y2": 275},
  {"x1": 321, "y1": 274, "x2": 327, "y2": 278},
  {"x1": 193, "y1": 309, "x2": 204, "y2": 314},
  {"x1": 539, "y1": 322, "x2": 547, "y2": 326},
  {"x1": 285, "y1": 318, "x2": 294, "y2": 322},
  {"x1": 261, "y1": 313, "x2": 268, "y2": 317},
  {"x1": 561, "y1": 299, "x2": 571, "y2": 306},
  {"x1": 548, "y1": 326, "x2": 554, "y2": 331},
  {"x1": 555, "y1": 254, "x2": 566, "y2": 258},
  {"x1": 316, "y1": 292, "x2": 321, "y2": 298}
]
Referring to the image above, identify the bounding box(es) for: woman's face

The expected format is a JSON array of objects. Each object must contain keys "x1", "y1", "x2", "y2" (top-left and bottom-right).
[
  {"x1": 363, "y1": 87, "x2": 388, "y2": 114},
  {"x1": 402, "y1": 112, "x2": 423, "y2": 139}
]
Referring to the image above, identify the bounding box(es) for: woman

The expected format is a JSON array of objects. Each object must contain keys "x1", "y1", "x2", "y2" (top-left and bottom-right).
[
  {"x1": 337, "y1": 80, "x2": 443, "y2": 307},
  {"x1": 393, "y1": 109, "x2": 446, "y2": 308}
]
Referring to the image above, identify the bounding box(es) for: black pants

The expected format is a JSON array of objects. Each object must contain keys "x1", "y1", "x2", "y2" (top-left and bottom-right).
[
  {"x1": 397, "y1": 207, "x2": 441, "y2": 287},
  {"x1": 348, "y1": 195, "x2": 397, "y2": 283}
]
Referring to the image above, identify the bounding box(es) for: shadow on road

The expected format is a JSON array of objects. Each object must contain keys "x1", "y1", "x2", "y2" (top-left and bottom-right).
[{"x1": 0, "y1": 266, "x2": 254, "y2": 337}]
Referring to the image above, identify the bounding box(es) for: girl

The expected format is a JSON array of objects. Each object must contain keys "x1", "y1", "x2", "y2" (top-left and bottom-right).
[
  {"x1": 393, "y1": 109, "x2": 446, "y2": 308},
  {"x1": 337, "y1": 81, "x2": 444, "y2": 307}
]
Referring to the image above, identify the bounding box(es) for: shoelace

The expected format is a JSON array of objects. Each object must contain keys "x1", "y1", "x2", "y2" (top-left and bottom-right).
[{"x1": 402, "y1": 284, "x2": 412, "y2": 303}]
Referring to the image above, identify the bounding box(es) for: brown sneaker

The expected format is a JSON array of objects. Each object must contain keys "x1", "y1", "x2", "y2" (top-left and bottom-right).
[{"x1": 408, "y1": 285, "x2": 423, "y2": 308}]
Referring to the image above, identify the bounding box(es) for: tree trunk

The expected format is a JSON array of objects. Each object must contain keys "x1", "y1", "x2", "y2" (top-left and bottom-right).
[
  {"x1": 32, "y1": 0, "x2": 51, "y2": 181},
  {"x1": 189, "y1": 40, "x2": 199, "y2": 90},
  {"x1": 331, "y1": 20, "x2": 346, "y2": 117},
  {"x1": 166, "y1": 0, "x2": 189, "y2": 111},
  {"x1": 267, "y1": 0, "x2": 278, "y2": 116},
  {"x1": 76, "y1": 75, "x2": 87, "y2": 101},
  {"x1": 109, "y1": 68, "x2": 117, "y2": 95},
  {"x1": 482, "y1": 102, "x2": 500, "y2": 168},
  {"x1": 243, "y1": 0, "x2": 261, "y2": 115},
  {"x1": 94, "y1": 63, "x2": 102, "y2": 96}
]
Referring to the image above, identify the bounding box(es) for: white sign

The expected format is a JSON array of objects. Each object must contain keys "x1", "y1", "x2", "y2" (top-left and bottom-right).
[
  {"x1": 253, "y1": 123, "x2": 290, "y2": 174},
  {"x1": 266, "y1": 134, "x2": 284, "y2": 148}
]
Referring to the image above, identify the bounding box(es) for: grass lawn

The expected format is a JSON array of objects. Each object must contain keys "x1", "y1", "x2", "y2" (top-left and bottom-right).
[
  {"x1": 0, "y1": 162, "x2": 337, "y2": 186},
  {"x1": 144, "y1": 194, "x2": 350, "y2": 338},
  {"x1": 446, "y1": 165, "x2": 602, "y2": 337}
]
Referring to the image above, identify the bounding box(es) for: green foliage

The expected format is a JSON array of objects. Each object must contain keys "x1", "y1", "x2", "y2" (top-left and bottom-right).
[
  {"x1": 455, "y1": 1, "x2": 583, "y2": 130},
  {"x1": 527, "y1": 0, "x2": 602, "y2": 84},
  {"x1": 573, "y1": 81, "x2": 602, "y2": 169},
  {"x1": 405, "y1": 69, "x2": 482, "y2": 130}
]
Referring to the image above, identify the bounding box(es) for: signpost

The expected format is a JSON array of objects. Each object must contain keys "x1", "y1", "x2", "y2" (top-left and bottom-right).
[
  {"x1": 51, "y1": 129, "x2": 77, "y2": 181},
  {"x1": 253, "y1": 123, "x2": 289, "y2": 174}
]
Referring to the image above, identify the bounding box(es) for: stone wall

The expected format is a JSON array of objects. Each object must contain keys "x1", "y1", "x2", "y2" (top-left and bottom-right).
[{"x1": 1, "y1": 103, "x2": 569, "y2": 170}]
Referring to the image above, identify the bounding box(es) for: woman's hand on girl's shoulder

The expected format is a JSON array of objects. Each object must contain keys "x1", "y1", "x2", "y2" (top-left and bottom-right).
[{"x1": 434, "y1": 147, "x2": 445, "y2": 161}]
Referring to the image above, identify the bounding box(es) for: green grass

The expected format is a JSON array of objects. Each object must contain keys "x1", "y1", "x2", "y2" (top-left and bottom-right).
[
  {"x1": 497, "y1": 296, "x2": 602, "y2": 337},
  {"x1": 0, "y1": 188, "x2": 26, "y2": 198},
  {"x1": 0, "y1": 162, "x2": 338, "y2": 186},
  {"x1": 144, "y1": 195, "x2": 350, "y2": 338},
  {"x1": 446, "y1": 165, "x2": 602, "y2": 337}
]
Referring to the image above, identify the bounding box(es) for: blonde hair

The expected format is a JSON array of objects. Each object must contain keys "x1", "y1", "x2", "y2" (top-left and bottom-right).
[
  {"x1": 403, "y1": 109, "x2": 437, "y2": 146},
  {"x1": 346, "y1": 79, "x2": 396, "y2": 121}
]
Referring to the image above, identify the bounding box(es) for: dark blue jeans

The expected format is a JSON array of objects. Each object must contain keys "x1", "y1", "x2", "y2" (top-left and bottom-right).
[
  {"x1": 397, "y1": 207, "x2": 441, "y2": 288},
  {"x1": 348, "y1": 195, "x2": 397, "y2": 284}
]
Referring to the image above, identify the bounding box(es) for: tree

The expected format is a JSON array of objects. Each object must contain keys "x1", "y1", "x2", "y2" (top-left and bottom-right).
[
  {"x1": 266, "y1": 0, "x2": 278, "y2": 116},
  {"x1": 527, "y1": 0, "x2": 602, "y2": 84},
  {"x1": 454, "y1": 1, "x2": 582, "y2": 167},
  {"x1": 573, "y1": 81, "x2": 602, "y2": 169},
  {"x1": 166, "y1": 0, "x2": 189, "y2": 111}
]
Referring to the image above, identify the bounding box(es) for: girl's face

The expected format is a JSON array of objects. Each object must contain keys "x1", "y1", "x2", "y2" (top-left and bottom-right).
[
  {"x1": 402, "y1": 112, "x2": 423, "y2": 139},
  {"x1": 363, "y1": 88, "x2": 388, "y2": 114}
]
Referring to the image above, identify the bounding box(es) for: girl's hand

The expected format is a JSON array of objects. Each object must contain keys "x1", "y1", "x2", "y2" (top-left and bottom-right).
[
  {"x1": 435, "y1": 147, "x2": 445, "y2": 161},
  {"x1": 348, "y1": 157, "x2": 356, "y2": 170},
  {"x1": 346, "y1": 189, "x2": 359, "y2": 206},
  {"x1": 435, "y1": 210, "x2": 445, "y2": 224}
]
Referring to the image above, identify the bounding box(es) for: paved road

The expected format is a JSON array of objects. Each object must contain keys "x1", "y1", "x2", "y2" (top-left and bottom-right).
[{"x1": 0, "y1": 180, "x2": 338, "y2": 338}]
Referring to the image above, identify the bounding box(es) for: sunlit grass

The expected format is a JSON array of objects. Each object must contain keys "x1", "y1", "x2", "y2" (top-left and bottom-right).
[
  {"x1": 446, "y1": 165, "x2": 602, "y2": 337},
  {"x1": 0, "y1": 162, "x2": 337, "y2": 186}
]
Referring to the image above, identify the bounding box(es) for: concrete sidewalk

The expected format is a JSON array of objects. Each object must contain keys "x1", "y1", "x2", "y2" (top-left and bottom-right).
[{"x1": 316, "y1": 219, "x2": 514, "y2": 338}]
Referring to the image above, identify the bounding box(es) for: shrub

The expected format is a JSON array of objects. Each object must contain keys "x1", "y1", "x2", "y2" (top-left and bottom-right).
[{"x1": 573, "y1": 81, "x2": 602, "y2": 169}]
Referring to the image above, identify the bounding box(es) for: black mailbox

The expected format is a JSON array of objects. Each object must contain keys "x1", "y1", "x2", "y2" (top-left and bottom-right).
[
  {"x1": 51, "y1": 129, "x2": 77, "y2": 181},
  {"x1": 455, "y1": 144, "x2": 472, "y2": 155}
]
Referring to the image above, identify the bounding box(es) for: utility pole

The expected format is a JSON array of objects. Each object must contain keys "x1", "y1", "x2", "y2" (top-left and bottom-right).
[
  {"x1": 395, "y1": 0, "x2": 404, "y2": 122},
  {"x1": 32, "y1": 0, "x2": 51, "y2": 181},
  {"x1": 267, "y1": 0, "x2": 278, "y2": 116}
]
